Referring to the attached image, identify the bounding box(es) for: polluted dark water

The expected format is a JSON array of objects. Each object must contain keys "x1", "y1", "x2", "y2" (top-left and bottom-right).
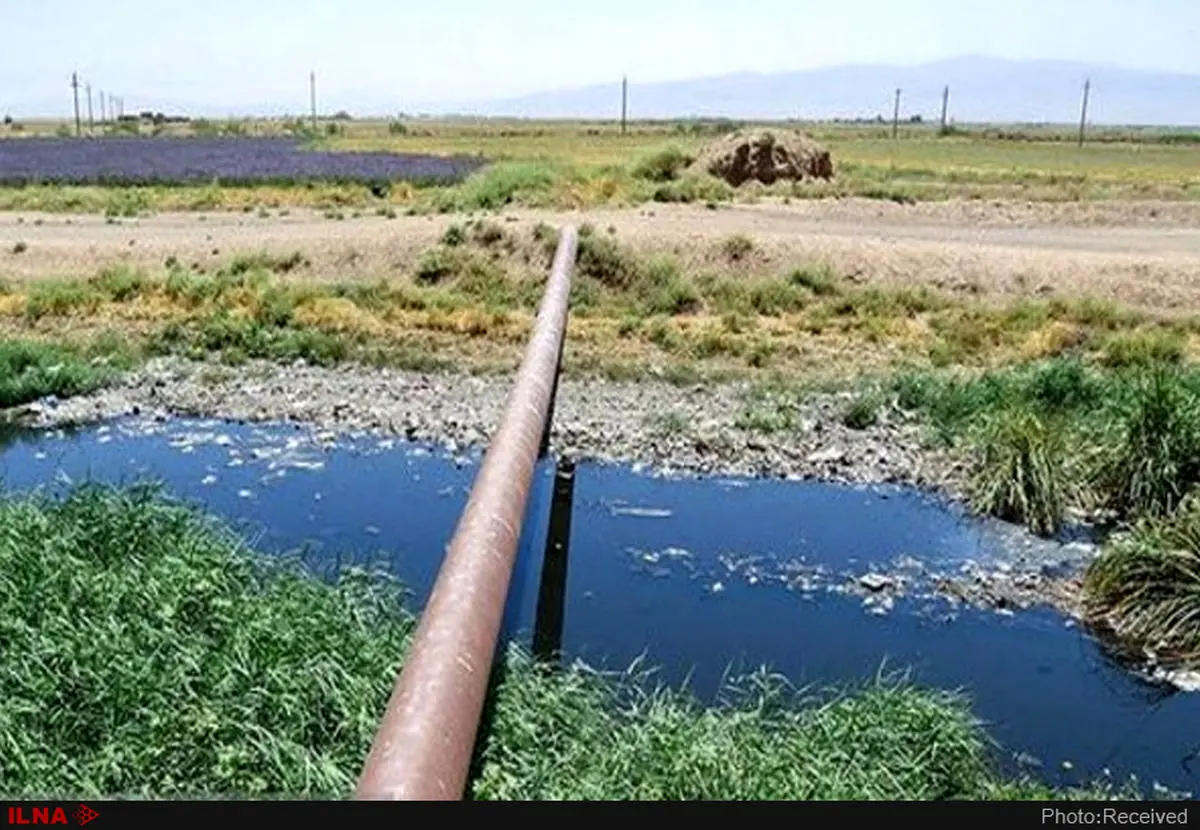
[{"x1": 3, "y1": 416, "x2": 1199, "y2": 798}]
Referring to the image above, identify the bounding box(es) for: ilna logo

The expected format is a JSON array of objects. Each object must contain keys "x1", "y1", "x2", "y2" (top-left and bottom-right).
[{"x1": 5, "y1": 805, "x2": 99, "y2": 826}]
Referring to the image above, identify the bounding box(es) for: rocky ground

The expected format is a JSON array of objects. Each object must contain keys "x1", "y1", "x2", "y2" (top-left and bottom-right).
[{"x1": 23, "y1": 357, "x2": 1105, "y2": 620}]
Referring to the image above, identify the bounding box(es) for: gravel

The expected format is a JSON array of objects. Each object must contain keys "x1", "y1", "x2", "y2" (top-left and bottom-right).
[{"x1": 30, "y1": 357, "x2": 967, "y2": 491}]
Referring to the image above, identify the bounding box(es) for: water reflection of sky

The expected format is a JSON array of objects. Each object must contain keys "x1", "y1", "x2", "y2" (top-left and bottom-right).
[{"x1": 2, "y1": 416, "x2": 1197, "y2": 797}]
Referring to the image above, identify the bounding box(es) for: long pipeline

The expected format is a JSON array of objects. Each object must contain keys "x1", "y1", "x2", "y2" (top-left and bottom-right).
[{"x1": 353, "y1": 225, "x2": 579, "y2": 800}]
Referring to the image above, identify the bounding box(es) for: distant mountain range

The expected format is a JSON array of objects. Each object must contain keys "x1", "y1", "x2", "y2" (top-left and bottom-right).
[
  {"x1": 435, "y1": 57, "x2": 1199, "y2": 126},
  {"x1": 7, "y1": 57, "x2": 1198, "y2": 126}
]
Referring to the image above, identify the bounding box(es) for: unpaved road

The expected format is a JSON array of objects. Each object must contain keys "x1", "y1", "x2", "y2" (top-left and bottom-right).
[{"x1": 3, "y1": 198, "x2": 1200, "y2": 310}]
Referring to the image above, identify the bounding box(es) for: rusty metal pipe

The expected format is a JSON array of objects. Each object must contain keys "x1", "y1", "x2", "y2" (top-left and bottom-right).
[{"x1": 353, "y1": 226, "x2": 579, "y2": 801}]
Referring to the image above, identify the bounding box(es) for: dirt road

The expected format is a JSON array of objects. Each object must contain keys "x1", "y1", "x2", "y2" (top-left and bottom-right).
[{"x1": 3, "y1": 198, "x2": 1199, "y2": 310}]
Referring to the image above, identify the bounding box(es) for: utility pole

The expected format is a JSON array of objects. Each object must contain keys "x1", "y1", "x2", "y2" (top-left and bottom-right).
[
  {"x1": 86, "y1": 83, "x2": 94, "y2": 133},
  {"x1": 71, "y1": 72, "x2": 81, "y2": 136},
  {"x1": 939, "y1": 85, "x2": 950, "y2": 133},
  {"x1": 892, "y1": 88, "x2": 901, "y2": 139},
  {"x1": 1078, "y1": 78, "x2": 1091, "y2": 147},
  {"x1": 310, "y1": 71, "x2": 318, "y2": 131},
  {"x1": 620, "y1": 76, "x2": 628, "y2": 135},
  {"x1": 99, "y1": 90, "x2": 106, "y2": 124}
]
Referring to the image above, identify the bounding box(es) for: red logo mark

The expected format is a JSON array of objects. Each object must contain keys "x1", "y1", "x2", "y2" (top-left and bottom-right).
[
  {"x1": 72, "y1": 806, "x2": 98, "y2": 827},
  {"x1": 7, "y1": 807, "x2": 67, "y2": 825}
]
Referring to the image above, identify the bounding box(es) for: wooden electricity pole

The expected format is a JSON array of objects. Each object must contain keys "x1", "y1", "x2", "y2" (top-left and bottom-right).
[
  {"x1": 99, "y1": 90, "x2": 106, "y2": 124},
  {"x1": 621, "y1": 76, "x2": 628, "y2": 135},
  {"x1": 71, "y1": 72, "x2": 81, "y2": 135},
  {"x1": 1078, "y1": 78, "x2": 1091, "y2": 147},
  {"x1": 892, "y1": 88, "x2": 901, "y2": 139},
  {"x1": 939, "y1": 85, "x2": 950, "y2": 133},
  {"x1": 86, "y1": 83, "x2": 94, "y2": 132},
  {"x1": 310, "y1": 71, "x2": 318, "y2": 131}
]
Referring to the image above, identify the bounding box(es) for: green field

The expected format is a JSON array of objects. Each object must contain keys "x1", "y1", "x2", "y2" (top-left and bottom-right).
[{"x1": 2, "y1": 117, "x2": 1197, "y2": 213}]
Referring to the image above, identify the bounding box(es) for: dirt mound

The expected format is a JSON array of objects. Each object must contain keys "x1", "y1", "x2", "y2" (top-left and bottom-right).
[{"x1": 693, "y1": 130, "x2": 834, "y2": 187}]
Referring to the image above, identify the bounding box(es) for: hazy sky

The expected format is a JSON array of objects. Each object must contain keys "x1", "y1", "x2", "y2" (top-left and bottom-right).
[{"x1": 3, "y1": 0, "x2": 1197, "y2": 114}]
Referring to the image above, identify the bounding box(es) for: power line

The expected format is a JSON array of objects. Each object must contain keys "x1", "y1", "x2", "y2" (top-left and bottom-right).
[{"x1": 71, "y1": 72, "x2": 81, "y2": 136}]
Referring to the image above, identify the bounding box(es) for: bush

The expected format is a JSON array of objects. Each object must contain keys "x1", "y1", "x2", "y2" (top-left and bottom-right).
[
  {"x1": 1085, "y1": 494, "x2": 1200, "y2": 668},
  {"x1": 788, "y1": 266, "x2": 841, "y2": 296},
  {"x1": 414, "y1": 247, "x2": 465, "y2": 284},
  {"x1": 0, "y1": 339, "x2": 111, "y2": 409},
  {"x1": 843, "y1": 391, "x2": 884, "y2": 430},
  {"x1": 1101, "y1": 330, "x2": 1186, "y2": 369},
  {"x1": 1098, "y1": 369, "x2": 1200, "y2": 520},
  {"x1": 650, "y1": 173, "x2": 733, "y2": 204},
  {"x1": 630, "y1": 145, "x2": 695, "y2": 183},
  {"x1": 576, "y1": 233, "x2": 641, "y2": 289},
  {"x1": 968, "y1": 408, "x2": 1071, "y2": 536}
]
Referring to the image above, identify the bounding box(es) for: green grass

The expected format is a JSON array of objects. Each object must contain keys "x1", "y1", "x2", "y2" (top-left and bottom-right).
[
  {"x1": 1084, "y1": 494, "x2": 1200, "y2": 669},
  {"x1": 5, "y1": 118, "x2": 1198, "y2": 214},
  {"x1": 891, "y1": 359, "x2": 1200, "y2": 531},
  {"x1": 1096, "y1": 368, "x2": 1200, "y2": 520},
  {"x1": 0, "y1": 228, "x2": 1195, "y2": 396},
  {"x1": 967, "y1": 408, "x2": 1072, "y2": 536},
  {"x1": 0, "y1": 484, "x2": 414, "y2": 798},
  {"x1": 0, "y1": 338, "x2": 118, "y2": 409},
  {"x1": 0, "y1": 484, "x2": 1131, "y2": 800},
  {"x1": 474, "y1": 651, "x2": 1120, "y2": 801}
]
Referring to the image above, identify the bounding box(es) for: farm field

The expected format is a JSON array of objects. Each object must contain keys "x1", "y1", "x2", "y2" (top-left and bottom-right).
[
  {"x1": 2, "y1": 114, "x2": 1200, "y2": 801},
  {"x1": 0, "y1": 136, "x2": 483, "y2": 186},
  {"x1": 1, "y1": 118, "x2": 1198, "y2": 214}
]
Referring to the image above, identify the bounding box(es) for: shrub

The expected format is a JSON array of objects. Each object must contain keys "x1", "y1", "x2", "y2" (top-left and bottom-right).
[
  {"x1": 630, "y1": 145, "x2": 695, "y2": 183},
  {"x1": 1085, "y1": 494, "x2": 1200, "y2": 668},
  {"x1": 1097, "y1": 369, "x2": 1200, "y2": 520},
  {"x1": 968, "y1": 408, "x2": 1070, "y2": 536}
]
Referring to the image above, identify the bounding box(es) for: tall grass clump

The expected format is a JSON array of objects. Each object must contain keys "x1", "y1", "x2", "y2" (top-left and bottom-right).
[
  {"x1": 0, "y1": 484, "x2": 414, "y2": 798},
  {"x1": 967, "y1": 408, "x2": 1072, "y2": 536},
  {"x1": 435, "y1": 162, "x2": 560, "y2": 211},
  {"x1": 473, "y1": 652, "x2": 1020, "y2": 800},
  {"x1": 1084, "y1": 494, "x2": 1200, "y2": 667},
  {"x1": 1097, "y1": 368, "x2": 1200, "y2": 521},
  {"x1": 630, "y1": 145, "x2": 695, "y2": 183},
  {"x1": 0, "y1": 339, "x2": 113, "y2": 409}
]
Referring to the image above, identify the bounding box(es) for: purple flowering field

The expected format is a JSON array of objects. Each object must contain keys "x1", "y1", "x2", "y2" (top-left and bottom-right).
[{"x1": 0, "y1": 137, "x2": 486, "y2": 186}]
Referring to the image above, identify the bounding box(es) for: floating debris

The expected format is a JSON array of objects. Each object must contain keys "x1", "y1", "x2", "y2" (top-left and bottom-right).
[
  {"x1": 201, "y1": 475, "x2": 217, "y2": 486},
  {"x1": 290, "y1": 460, "x2": 325, "y2": 471},
  {"x1": 611, "y1": 506, "x2": 673, "y2": 519},
  {"x1": 1014, "y1": 752, "x2": 1043, "y2": 768},
  {"x1": 237, "y1": 489, "x2": 253, "y2": 499},
  {"x1": 710, "y1": 581, "x2": 725, "y2": 594},
  {"x1": 1147, "y1": 667, "x2": 1200, "y2": 693},
  {"x1": 859, "y1": 573, "x2": 894, "y2": 592},
  {"x1": 365, "y1": 526, "x2": 381, "y2": 535}
]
